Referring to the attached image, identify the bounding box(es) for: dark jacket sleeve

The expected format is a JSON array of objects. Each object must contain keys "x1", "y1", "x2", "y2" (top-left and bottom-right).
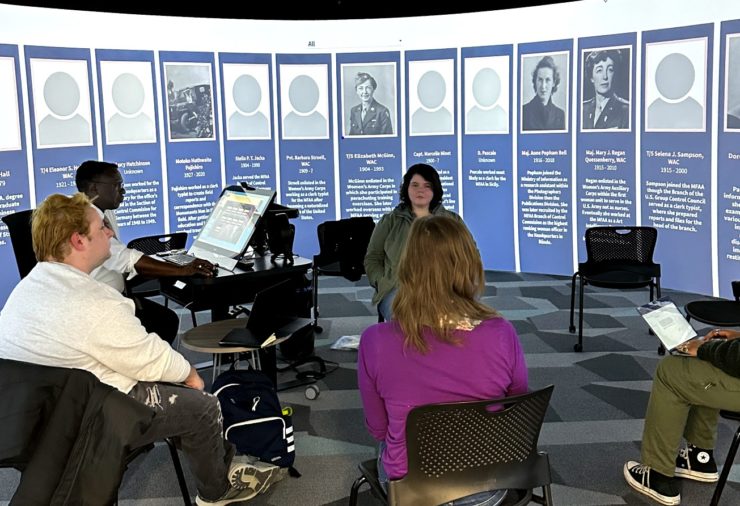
[
  {"x1": 697, "y1": 339, "x2": 740, "y2": 379},
  {"x1": 0, "y1": 360, "x2": 154, "y2": 506}
]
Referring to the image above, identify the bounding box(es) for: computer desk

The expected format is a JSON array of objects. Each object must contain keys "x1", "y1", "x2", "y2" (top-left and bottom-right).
[
  {"x1": 160, "y1": 255, "x2": 312, "y2": 320},
  {"x1": 159, "y1": 254, "x2": 312, "y2": 386}
]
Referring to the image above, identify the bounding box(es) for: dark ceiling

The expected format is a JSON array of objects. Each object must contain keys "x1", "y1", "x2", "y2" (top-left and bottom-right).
[{"x1": 2, "y1": 0, "x2": 575, "y2": 20}]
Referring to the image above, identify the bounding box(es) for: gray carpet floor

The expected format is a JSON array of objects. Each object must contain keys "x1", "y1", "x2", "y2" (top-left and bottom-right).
[{"x1": 2, "y1": 272, "x2": 739, "y2": 505}]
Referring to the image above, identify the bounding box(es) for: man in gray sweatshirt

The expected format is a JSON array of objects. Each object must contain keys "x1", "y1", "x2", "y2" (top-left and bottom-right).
[{"x1": 0, "y1": 193, "x2": 280, "y2": 506}]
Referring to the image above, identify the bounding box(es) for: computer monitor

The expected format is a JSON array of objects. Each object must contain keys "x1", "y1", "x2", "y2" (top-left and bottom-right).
[{"x1": 187, "y1": 187, "x2": 275, "y2": 270}]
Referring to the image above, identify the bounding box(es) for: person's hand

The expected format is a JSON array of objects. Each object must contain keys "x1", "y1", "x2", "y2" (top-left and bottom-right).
[
  {"x1": 181, "y1": 259, "x2": 216, "y2": 277},
  {"x1": 702, "y1": 328, "x2": 740, "y2": 341},
  {"x1": 677, "y1": 339, "x2": 703, "y2": 357},
  {"x1": 183, "y1": 366, "x2": 205, "y2": 390}
]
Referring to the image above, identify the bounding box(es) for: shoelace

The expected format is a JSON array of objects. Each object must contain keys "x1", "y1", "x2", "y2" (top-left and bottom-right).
[
  {"x1": 631, "y1": 463, "x2": 652, "y2": 486},
  {"x1": 678, "y1": 447, "x2": 689, "y2": 462}
]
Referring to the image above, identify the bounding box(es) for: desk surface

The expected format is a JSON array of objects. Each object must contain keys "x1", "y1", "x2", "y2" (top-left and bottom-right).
[
  {"x1": 160, "y1": 254, "x2": 312, "y2": 318},
  {"x1": 215, "y1": 255, "x2": 311, "y2": 280},
  {"x1": 180, "y1": 319, "x2": 253, "y2": 353}
]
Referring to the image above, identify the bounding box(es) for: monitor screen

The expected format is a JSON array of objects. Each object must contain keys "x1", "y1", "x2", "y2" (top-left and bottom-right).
[{"x1": 189, "y1": 188, "x2": 275, "y2": 262}]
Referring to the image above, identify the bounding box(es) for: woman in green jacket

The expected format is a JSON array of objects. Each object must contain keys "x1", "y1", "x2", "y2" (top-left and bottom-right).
[{"x1": 364, "y1": 163, "x2": 462, "y2": 320}]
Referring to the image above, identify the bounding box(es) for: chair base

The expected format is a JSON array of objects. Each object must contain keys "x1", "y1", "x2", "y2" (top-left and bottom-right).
[
  {"x1": 570, "y1": 271, "x2": 660, "y2": 353},
  {"x1": 118, "y1": 438, "x2": 190, "y2": 505},
  {"x1": 711, "y1": 410, "x2": 740, "y2": 506}
]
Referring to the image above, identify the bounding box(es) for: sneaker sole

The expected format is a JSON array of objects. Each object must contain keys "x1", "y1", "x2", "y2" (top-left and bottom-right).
[
  {"x1": 674, "y1": 467, "x2": 719, "y2": 483},
  {"x1": 231, "y1": 464, "x2": 285, "y2": 494},
  {"x1": 623, "y1": 462, "x2": 681, "y2": 506}
]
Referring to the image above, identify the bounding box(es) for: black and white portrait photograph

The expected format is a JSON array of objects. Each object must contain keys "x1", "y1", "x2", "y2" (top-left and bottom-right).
[
  {"x1": 30, "y1": 57, "x2": 93, "y2": 149},
  {"x1": 645, "y1": 37, "x2": 707, "y2": 132},
  {"x1": 725, "y1": 34, "x2": 740, "y2": 131},
  {"x1": 520, "y1": 51, "x2": 569, "y2": 133},
  {"x1": 341, "y1": 62, "x2": 396, "y2": 137},
  {"x1": 164, "y1": 62, "x2": 215, "y2": 141},
  {"x1": 99, "y1": 60, "x2": 156, "y2": 145},
  {"x1": 223, "y1": 63, "x2": 271, "y2": 140},
  {"x1": 581, "y1": 46, "x2": 631, "y2": 131},
  {"x1": 279, "y1": 63, "x2": 329, "y2": 140},
  {"x1": 464, "y1": 55, "x2": 510, "y2": 135}
]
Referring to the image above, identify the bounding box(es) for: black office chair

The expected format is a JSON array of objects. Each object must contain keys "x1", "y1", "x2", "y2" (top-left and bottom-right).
[
  {"x1": 684, "y1": 281, "x2": 740, "y2": 329},
  {"x1": 127, "y1": 232, "x2": 189, "y2": 315},
  {"x1": 0, "y1": 360, "x2": 191, "y2": 505},
  {"x1": 312, "y1": 216, "x2": 375, "y2": 332},
  {"x1": 2, "y1": 209, "x2": 36, "y2": 279},
  {"x1": 349, "y1": 385, "x2": 555, "y2": 506},
  {"x1": 711, "y1": 410, "x2": 740, "y2": 506},
  {"x1": 570, "y1": 226, "x2": 661, "y2": 352}
]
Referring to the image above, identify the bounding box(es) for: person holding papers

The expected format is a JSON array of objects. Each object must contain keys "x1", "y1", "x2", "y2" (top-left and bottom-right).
[
  {"x1": 358, "y1": 215, "x2": 527, "y2": 506},
  {"x1": 624, "y1": 328, "x2": 740, "y2": 505},
  {"x1": 76, "y1": 160, "x2": 216, "y2": 344}
]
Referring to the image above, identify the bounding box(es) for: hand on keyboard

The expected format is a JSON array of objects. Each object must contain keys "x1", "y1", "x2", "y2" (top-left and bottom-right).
[{"x1": 180, "y1": 257, "x2": 217, "y2": 278}]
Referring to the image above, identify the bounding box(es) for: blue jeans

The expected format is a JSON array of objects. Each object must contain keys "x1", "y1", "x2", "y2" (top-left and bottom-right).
[
  {"x1": 378, "y1": 288, "x2": 397, "y2": 321},
  {"x1": 377, "y1": 443, "x2": 507, "y2": 506}
]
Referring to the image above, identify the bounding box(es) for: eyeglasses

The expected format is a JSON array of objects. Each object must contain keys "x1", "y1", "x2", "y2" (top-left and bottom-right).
[{"x1": 91, "y1": 180, "x2": 124, "y2": 191}]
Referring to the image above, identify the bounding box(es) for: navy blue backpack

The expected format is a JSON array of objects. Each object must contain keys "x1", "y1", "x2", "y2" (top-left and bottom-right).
[{"x1": 212, "y1": 368, "x2": 298, "y2": 473}]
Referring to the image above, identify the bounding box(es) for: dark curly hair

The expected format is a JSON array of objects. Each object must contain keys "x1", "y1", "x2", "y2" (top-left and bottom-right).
[{"x1": 399, "y1": 163, "x2": 443, "y2": 210}]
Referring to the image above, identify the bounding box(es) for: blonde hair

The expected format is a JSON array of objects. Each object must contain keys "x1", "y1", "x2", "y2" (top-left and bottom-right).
[
  {"x1": 391, "y1": 215, "x2": 498, "y2": 353},
  {"x1": 32, "y1": 193, "x2": 93, "y2": 262}
]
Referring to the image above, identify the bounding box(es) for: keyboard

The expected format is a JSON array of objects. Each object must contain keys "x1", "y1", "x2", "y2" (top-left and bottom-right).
[{"x1": 163, "y1": 253, "x2": 197, "y2": 266}]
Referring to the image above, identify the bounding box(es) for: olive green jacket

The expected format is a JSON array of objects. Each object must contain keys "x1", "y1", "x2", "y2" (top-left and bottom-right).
[{"x1": 364, "y1": 203, "x2": 462, "y2": 306}]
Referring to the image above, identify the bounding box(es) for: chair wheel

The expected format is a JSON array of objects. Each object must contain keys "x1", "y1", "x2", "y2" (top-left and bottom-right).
[
  {"x1": 574, "y1": 343, "x2": 583, "y2": 352},
  {"x1": 569, "y1": 325, "x2": 576, "y2": 333},
  {"x1": 305, "y1": 385, "x2": 320, "y2": 400},
  {"x1": 314, "y1": 325, "x2": 323, "y2": 334}
]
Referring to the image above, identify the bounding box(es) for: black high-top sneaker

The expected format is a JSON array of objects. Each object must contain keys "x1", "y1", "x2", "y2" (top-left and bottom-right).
[
  {"x1": 675, "y1": 443, "x2": 719, "y2": 482},
  {"x1": 624, "y1": 461, "x2": 681, "y2": 505}
]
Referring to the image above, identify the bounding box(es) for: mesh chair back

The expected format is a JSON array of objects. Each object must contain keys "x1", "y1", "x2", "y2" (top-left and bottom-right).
[
  {"x1": 389, "y1": 385, "x2": 554, "y2": 506},
  {"x1": 127, "y1": 232, "x2": 187, "y2": 255},
  {"x1": 2, "y1": 209, "x2": 37, "y2": 279},
  {"x1": 585, "y1": 226, "x2": 657, "y2": 265},
  {"x1": 315, "y1": 217, "x2": 374, "y2": 282}
]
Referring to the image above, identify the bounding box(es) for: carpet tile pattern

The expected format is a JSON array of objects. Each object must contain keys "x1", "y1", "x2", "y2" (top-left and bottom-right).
[{"x1": 2, "y1": 272, "x2": 739, "y2": 505}]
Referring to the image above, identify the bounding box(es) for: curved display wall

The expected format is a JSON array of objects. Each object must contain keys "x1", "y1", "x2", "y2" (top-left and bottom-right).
[{"x1": 0, "y1": 0, "x2": 739, "y2": 303}]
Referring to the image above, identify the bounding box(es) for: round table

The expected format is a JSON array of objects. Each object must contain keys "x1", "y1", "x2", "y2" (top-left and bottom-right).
[{"x1": 180, "y1": 319, "x2": 261, "y2": 382}]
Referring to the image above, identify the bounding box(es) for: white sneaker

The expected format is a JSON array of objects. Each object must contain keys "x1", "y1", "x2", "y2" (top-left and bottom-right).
[
  {"x1": 195, "y1": 485, "x2": 257, "y2": 506},
  {"x1": 229, "y1": 455, "x2": 286, "y2": 495}
]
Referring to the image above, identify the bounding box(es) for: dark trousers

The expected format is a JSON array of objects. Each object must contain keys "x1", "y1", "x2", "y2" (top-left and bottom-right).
[
  {"x1": 128, "y1": 382, "x2": 235, "y2": 501},
  {"x1": 134, "y1": 297, "x2": 180, "y2": 345}
]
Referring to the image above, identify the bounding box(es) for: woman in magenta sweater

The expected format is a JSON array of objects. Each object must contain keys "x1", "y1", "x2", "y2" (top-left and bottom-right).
[{"x1": 357, "y1": 215, "x2": 528, "y2": 505}]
